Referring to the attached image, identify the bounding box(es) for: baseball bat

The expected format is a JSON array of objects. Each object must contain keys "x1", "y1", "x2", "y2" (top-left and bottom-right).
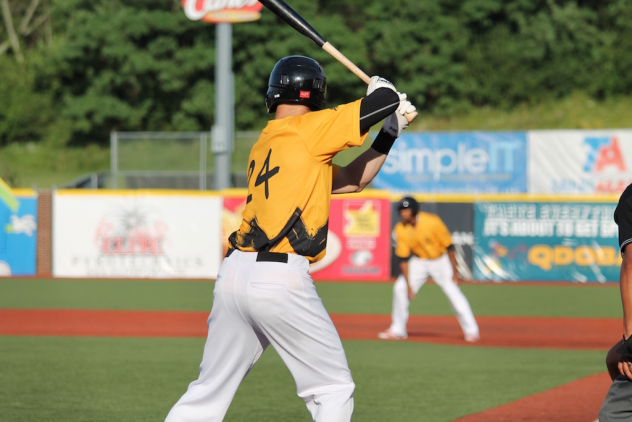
[{"x1": 258, "y1": 0, "x2": 418, "y2": 123}]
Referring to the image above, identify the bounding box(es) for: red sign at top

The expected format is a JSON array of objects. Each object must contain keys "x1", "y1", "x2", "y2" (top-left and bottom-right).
[{"x1": 182, "y1": 0, "x2": 263, "y2": 23}]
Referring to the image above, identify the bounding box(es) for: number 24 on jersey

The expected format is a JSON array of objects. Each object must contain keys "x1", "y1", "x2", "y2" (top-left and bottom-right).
[{"x1": 247, "y1": 148, "x2": 279, "y2": 204}]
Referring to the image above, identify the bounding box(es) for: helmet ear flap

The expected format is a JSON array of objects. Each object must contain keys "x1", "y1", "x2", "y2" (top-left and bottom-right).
[{"x1": 265, "y1": 56, "x2": 327, "y2": 113}]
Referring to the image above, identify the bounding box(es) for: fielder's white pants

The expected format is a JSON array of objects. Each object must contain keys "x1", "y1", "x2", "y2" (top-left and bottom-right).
[
  {"x1": 388, "y1": 254, "x2": 479, "y2": 338},
  {"x1": 165, "y1": 250, "x2": 355, "y2": 422}
]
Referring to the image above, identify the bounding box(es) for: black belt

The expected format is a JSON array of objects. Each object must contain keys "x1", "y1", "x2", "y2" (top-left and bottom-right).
[{"x1": 225, "y1": 248, "x2": 288, "y2": 263}]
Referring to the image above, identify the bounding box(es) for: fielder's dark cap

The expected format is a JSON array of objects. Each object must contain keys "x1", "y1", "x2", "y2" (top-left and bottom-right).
[{"x1": 397, "y1": 196, "x2": 418, "y2": 214}]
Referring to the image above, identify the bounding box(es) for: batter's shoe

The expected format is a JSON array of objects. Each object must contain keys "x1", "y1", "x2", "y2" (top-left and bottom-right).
[
  {"x1": 377, "y1": 330, "x2": 408, "y2": 340},
  {"x1": 464, "y1": 334, "x2": 481, "y2": 343}
]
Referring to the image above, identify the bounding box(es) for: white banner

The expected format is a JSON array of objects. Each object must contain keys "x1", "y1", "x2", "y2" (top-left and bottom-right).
[
  {"x1": 528, "y1": 130, "x2": 632, "y2": 194},
  {"x1": 53, "y1": 191, "x2": 222, "y2": 279}
]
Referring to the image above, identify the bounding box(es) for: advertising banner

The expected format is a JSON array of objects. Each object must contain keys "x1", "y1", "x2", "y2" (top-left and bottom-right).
[
  {"x1": 0, "y1": 189, "x2": 37, "y2": 276},
  {"x1": 311, "y1": 197, "x2": 391, "y2": 281},
  {"x1": 390, "y1": 201, "x2": 474, "y2": 279},
  {"x1": 53, "y1": 191, "x2": 222, "y2": 279},
  {"x1": 528, "y1": 130, "x2": 632, "y2": 194},
  {"x1": 473, "y1": 202, "x2": 620, "y2": 282},
  {"x1": 182, "y1": 0, "x2": 262, "y2": 23},
  {"x1": 221, "y1": 194, "x2": 247, "y2": 257},
  {"x1": 373, "y1": 132, "x2": 527, "y2": 193}
]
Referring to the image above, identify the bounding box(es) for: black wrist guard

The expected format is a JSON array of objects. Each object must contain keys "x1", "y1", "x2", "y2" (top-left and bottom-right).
[
  {"x1": 617, "y1": 335, "x2": 632, "y2": 358},
  {"x1": 370, "y1": 129, "x2": 397, "y2": 155}
]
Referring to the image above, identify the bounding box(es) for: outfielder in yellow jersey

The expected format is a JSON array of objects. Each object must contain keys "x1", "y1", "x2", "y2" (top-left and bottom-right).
[
  {"x1": 378, "y1": 196, "x2": 480, "y2": 342},
  {"x1": 166, "y1": 56, "x2": 417, "y2": 422}
]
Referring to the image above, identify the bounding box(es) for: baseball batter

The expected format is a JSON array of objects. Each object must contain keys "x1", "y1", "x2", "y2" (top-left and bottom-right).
[
  {"x1": 600, "y1": 184, "x2": 632, "y2": 421},
  {"x1": 378, "y1": 197, "x2": 480, "y2": 342},
  {"x1": 165, "y1": 56, "x2": 416, "y2": 422}
]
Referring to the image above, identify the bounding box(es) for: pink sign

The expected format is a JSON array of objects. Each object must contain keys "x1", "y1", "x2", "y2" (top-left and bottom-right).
[
  {"x1": 310, "y1": 197, "x2": 391, "y2": 281},
  {"x1": 182, "y1": 0, "x2": 262, "y2": 23},
  {"x1": 222, "y1": 196, "x2": 247, "y2": 257}
]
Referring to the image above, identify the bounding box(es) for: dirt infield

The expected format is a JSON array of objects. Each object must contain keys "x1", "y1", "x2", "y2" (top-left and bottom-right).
[
  {"x1": 0, "y1": 309, "x2": 620, "y2": 350},
  {"x1": 0, "y1": 309, "x2": 617, "y2": 422},
  {"x1": 453, "y1": 372, "x2": 612, "y2": 422}
]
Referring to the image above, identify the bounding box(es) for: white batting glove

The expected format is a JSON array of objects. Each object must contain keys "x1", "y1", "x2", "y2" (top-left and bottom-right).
[
  {"x1": 367, "y1": 76, "x2": 396, "y2": 96},
  {"x1": 382, "y1": 97, "x2": 416, "y2": 138}
]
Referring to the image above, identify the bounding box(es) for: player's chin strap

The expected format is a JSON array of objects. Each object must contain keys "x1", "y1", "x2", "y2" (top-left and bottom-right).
[{"x1": 617, "y1": 335, "x2": 632, "y2": 359}]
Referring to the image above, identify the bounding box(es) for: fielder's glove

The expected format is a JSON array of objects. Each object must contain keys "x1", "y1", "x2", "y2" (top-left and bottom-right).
[
  {"x1": 382, "y1": 95, "x2": 416, "y2": 138},
  {"x1": 367, "y1": 76, "x2": 397, "y2": 96}
]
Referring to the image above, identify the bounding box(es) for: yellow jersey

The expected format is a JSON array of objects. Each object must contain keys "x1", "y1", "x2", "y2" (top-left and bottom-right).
[
  {"x1": 229, "y1": 100, "x2": 368, "y2": 263},
  {"x1": 394, "y1": 212, "x2": 453, "y2": 260}
]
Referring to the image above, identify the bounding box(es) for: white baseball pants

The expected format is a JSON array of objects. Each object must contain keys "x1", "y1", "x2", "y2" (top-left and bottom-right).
[
  {"x1": 165, "y1": 250, "x2": 355, "y2": 422},
  {"x1": 388, "y1": 254, "x2": 479, "y2": 338}
]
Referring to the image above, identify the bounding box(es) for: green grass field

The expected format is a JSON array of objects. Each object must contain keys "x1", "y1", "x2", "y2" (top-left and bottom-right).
[
  {"x1": 0, "y1": 279, "x2": 618, "y2": 421},
  {"x1": 0, "y1": 278, "x2": 622, "y2": 317}
]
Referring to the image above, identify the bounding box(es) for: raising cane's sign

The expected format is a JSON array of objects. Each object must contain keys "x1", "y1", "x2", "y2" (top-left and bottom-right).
[{"x1": 182, "y1": 0, "x2": 263, "y2": 23}]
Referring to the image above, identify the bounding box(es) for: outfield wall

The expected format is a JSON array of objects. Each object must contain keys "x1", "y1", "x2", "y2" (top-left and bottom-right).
[
  {"x1": 52, "y1": 190, "x2": 223, "y2": 279},
  {"x1": 374, "y1": 130, "x2": 632, "y2": 195},
  {"x1": 0, "y1": 189, "x2": 38, "y2": 276},
  {"x1": 24, "y1": 189, "x2": 619, "y2": 283}
]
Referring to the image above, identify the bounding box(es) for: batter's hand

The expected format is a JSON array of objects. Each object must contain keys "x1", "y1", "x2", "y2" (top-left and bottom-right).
[
  {"x1": 607, "y1": 340, "x2": 624, "y2": 381},
  {"x1": 367, "y1": 76, "x2": 396, "y2": 96},
  {"x1": 619, "y1": 357, "x2": 632, "y2": 379},
  {"x1": 382, "y1": 96, "x2": 416, "y2": 138}
]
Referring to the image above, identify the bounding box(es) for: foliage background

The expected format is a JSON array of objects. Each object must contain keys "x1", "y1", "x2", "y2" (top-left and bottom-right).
[{"x1": 2, "y1": 0, "x2": 632, "y2": 185}]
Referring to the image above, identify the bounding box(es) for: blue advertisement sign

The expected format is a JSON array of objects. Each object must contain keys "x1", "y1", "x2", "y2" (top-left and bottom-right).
[
  {"x1": 473, "y1": 202, "x2": 620, "y2": 282},
  {"x1": 0, "y1": 193, "x2": 37, "y2": 276},
  {"x1": 373, "y1": 132, "x2": 527, "y2": 193}
]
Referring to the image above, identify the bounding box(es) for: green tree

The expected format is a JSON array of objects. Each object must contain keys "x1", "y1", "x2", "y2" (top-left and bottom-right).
[{"x1": 3, "y1": 0, "x2": 632, "y2": 148}]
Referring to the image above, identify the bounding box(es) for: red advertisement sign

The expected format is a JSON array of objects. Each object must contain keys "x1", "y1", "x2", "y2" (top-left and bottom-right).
[
  {"x1": 310, "y1": 197, "x2": 392, "y2": 281},
  {"x1": 222, "y1": 195, "x2": 247, "y2": 257},
  {"x1": 182, "y1": 0, "x2": 262, "y2": 23}
]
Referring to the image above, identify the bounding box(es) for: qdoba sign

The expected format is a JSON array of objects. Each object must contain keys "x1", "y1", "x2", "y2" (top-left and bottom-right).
[{"x1": 182, "y1": 0, "x2": 262, "y2": 23}]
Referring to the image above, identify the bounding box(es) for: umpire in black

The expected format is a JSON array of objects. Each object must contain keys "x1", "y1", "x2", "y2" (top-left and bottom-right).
[{"x1": 600, "y1": 184, "x2": 632, "y2": 421}]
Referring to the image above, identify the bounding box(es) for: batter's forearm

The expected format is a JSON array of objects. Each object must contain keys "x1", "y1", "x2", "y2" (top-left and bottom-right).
[
  {"x1": 621, "y1": 253, "x2": 632, "y2": 338},
  {"x1": 332, "y1": 138, "x2": 390, "y2": 194}
]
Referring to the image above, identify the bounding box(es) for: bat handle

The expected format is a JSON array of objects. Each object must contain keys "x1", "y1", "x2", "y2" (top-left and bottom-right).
[
  {"x1": 404, "y1": 111, "x2": 418, "y2": 123},
  {"x1": 321, "y1": 42, "x2": 417, "y2": 124},
  {"x1": 322, "y1": 42, "x2": 371, "y2": 84}
]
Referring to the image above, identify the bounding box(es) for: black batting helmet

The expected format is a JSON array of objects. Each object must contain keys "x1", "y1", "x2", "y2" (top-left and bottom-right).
[
  {"x1": 397, "y1": 197, "x2": 419, "y2": 214},
  {"x1": 265, "y1": 56, "x2": 327, "y2": 113}
]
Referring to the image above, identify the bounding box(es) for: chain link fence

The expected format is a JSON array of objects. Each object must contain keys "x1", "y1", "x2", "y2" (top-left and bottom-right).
[{"x1": 109, "y1": 131, "x2": 261, "y2": 190}]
